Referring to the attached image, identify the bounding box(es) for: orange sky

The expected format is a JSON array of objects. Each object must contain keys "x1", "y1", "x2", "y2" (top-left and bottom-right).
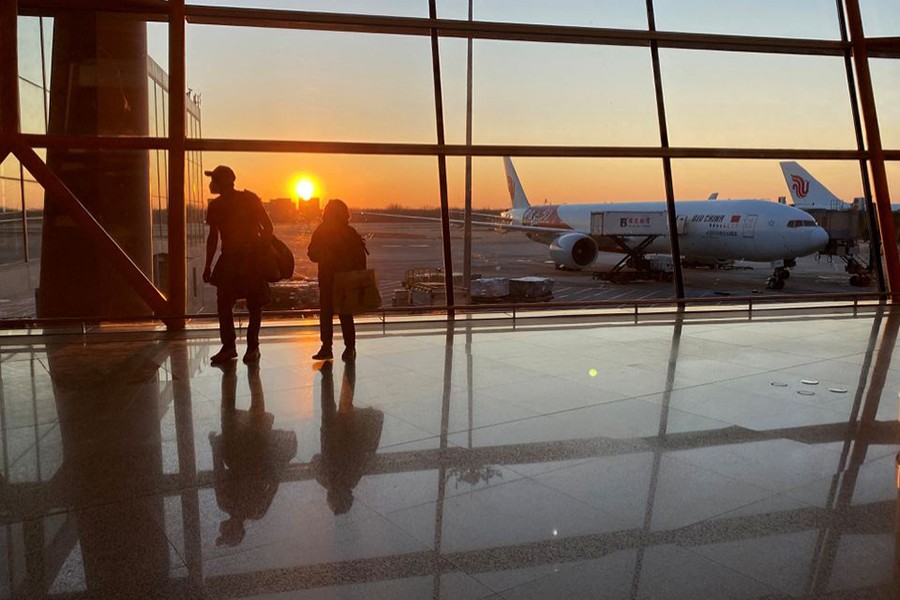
[{"x1": 161, "y1": 13, "x2": 900, "y2": 209}]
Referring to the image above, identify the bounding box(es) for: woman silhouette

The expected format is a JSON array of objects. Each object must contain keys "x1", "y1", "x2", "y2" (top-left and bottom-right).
[{"x1": 307, "y1": 199, "x2": 367, "y2": 361}]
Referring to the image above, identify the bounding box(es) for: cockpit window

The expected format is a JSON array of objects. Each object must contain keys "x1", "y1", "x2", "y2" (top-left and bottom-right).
[{"x1": 787, "y1": 219, "x2": 817, "y2": 228}]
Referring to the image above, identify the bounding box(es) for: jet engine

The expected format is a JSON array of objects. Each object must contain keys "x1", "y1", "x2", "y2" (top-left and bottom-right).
[{"x1": 549, "y1": 233, "x2": 598, "y2": 270}]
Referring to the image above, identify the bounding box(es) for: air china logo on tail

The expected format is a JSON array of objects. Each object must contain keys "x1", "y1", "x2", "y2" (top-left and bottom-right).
[
  {"x1": 506, "y1": 175, "x2": 515, "y2": 201},
  {"x1": 790, "y1": 174, "x2": 810, "y2": 199}
]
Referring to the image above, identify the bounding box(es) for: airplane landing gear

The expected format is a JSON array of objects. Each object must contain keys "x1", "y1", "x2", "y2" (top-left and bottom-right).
[{"x1": 766, "y1": 267, "x2": 790, "y2": 290}]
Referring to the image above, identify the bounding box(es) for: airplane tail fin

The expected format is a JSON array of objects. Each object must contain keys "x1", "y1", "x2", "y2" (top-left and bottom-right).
[
  {"x1": 503, "y1": 157, "x2": 531, "y2": 210},
  {"x1": 779, "y1": 161, "x2": 848, "y2": 210}
]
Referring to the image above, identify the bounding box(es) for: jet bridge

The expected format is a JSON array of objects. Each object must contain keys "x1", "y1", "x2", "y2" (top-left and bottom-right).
[
  {"x1": 805, "y1": 208, "x2": 873, "y2": 286},
  {"x1": 589, "y1": 211, "x2": 674, "y2": 283}
]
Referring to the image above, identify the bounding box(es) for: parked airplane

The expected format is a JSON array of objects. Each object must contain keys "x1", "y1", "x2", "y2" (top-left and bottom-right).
[
  {"x1": 500, "y1": 157, "x2": 828, "y2": 289},
  {"x1": 780, "y1": 161, "x2": 900, "y2": 212},
  {"x1": 363, "y1": 159, "x2": 829, "y2": 289}
]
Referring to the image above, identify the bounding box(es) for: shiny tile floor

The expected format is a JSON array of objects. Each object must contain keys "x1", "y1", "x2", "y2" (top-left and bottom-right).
[{"x1": 0, "y1": 310, "x2": 898, "y2": 599}]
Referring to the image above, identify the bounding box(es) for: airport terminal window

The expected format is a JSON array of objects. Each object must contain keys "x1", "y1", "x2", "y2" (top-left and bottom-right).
[
  {"x1": 660, "y1": 50, "x2": 856, "y2": 150},
  {"x1": 17, "y1": 17, "x2": 44, "y2": 87},
  {"x1": 468, "y1": 42, "x2": 659, "y2": 147},
  {"x1": 672, "y1": 158, "x2": 876, "y2": 294},
  {"x1": 19, "y1": 80, "x2": 46, "y2": 135},
  {"x1": 0, "y1": 177, "x2": 25, "y2": 267},
  {"x1": 24, "y1": 180, "x2": 43, "y2": 261},
  {"x1": 653, "y1": 0, "x2": 841, "y2": 39},
  {"x1": 870, "y1": 59, "x2": 900, "y2": 150},
  {"x1": 185, "y1": 26, "x2": 437, "y2": 143},
  {"x1": 5, "y1": 1, "x2": 899, "y2": 319},
  {"x1": 860, "y1": 0, "x2": 900, "y2": 36}
]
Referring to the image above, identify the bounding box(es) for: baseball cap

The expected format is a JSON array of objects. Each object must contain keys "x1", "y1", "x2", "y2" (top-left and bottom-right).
[{"x1": 204, "y1": 165, "x2": 236, "y2": 184}]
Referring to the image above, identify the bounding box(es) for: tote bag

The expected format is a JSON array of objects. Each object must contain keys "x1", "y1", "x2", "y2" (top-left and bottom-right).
[{"x1": 333, "y1": 269, "x2": 382, "y2": 314}]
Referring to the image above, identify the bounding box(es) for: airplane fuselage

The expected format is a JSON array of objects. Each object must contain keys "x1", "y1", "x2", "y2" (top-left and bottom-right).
[{"x1": 505, "y1": 199, "x2": 829, "y2": 263}]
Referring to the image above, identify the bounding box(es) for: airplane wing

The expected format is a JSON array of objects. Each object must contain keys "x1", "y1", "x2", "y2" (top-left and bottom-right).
[
  {"x1": 357, "y1": 211, "x2": 576, "y2": 235},
  {"x1": 449, "y1": 209, "x2": 511, "y2": 221}
]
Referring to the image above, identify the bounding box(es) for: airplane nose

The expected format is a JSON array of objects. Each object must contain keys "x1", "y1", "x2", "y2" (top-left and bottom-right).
[{"x1": 809, "y1": 227, "x2": 829, "y2": 253}]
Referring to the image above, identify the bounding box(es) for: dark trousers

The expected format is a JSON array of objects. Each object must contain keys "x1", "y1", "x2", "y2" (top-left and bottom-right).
[
  {"x1": 319, "y1": 280, "x2": 355, "y2": 349},
  {"x1": 217, "y1": 292, "x2": 262, "y2": 350}
]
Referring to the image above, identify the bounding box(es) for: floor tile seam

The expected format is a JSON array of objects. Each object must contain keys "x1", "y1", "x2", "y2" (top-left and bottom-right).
[
  {"x1": 196, "y1": 512, "x2": 432, "y2": 570},
  {"x1": 663, "y1": 452, "x2": 784, "y2": 497},
  {"x1": 385, "y1": 407, "x2": 550, "y2": 439},
  {"x1": 668, "y1": 441, "x2": 852, "y2": 492},
  {"x1": 439, "y1": 551, "x2": 569, "y2": 597},
  {"x1": 378, "y1": 472, "x2": 542, "y2": 520},
  {"x1": 362, "y1": 473, "x2": 529, "y2": 520},
  {"x1": 503, "y1": 457, "x2": 601, "y2": 480},
  {"x1": 524, "y1": 474, "x2": 627, "y2": 524},
  {"x1": 672, "y1": 540, "x2": 793, "y2": 597}
]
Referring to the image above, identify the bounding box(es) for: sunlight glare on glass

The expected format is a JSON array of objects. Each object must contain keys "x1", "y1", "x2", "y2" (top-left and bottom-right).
[{"x1": 295, "y1": 178, "x2": 315, "y2": 201}]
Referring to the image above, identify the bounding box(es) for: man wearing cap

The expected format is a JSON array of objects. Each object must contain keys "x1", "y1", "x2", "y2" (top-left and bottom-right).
[{"x1": 203, "y1": 166, "x2": 274, "y2": 365}]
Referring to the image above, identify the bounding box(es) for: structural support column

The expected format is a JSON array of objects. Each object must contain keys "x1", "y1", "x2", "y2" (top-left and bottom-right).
[
  {"x1": 168, "y1": 0, "x2": 188, "y2": 327},
  {"x1": 646, "y1": 0, "x2": 685, "y2": 303},
  {"x1": 428, "y1": 0, "x2": 456, "y2": 318},
  {"x1": 835, "y1": 0, "x2": 886, "y2": 292},
  {"x1": 0, "y1": 0, "x2": 19, "y2": 143},
  {"x1": 844, "y1": 0, "x2": 900, "y2": 300}
]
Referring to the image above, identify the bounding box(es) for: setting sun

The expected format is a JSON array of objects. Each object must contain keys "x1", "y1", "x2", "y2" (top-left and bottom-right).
[{"x1": 294, "y1": 178, "x2": 315, "y2": 201}]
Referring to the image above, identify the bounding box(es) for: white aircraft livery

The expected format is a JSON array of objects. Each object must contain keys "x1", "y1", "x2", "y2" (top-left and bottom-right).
[{"x1": 499, "y1": 158, "x2": 828, "y2": 288}]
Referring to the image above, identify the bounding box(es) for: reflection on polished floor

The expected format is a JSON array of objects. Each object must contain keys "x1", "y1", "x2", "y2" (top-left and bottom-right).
[{"x1": 0, "y1": 310, "x2": 898, "y2": 599}]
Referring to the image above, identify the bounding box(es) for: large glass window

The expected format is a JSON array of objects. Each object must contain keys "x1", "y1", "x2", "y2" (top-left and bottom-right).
[
  {"x1": 459, "y1": 41, "x2": 659, "y2": 147},
  {"x1": 198, "y1": 153, "x2": 443, "y2": 312},
  {"x1": 654, "y1": 0, "x2": 841, "y2": 39},
  {"x1": 860, "y1": 0, "x2": 900, "y2": 37},
  {"x1": 453, "y1": 157, "x2": 673, "y2": 307},
  {"x1": 6, "y1": 2, "x2": 898, "y2": 321},
  {"x1": 870, "y1": 58, "x2": 900, "y2": 150},
  {"x1": 186, "y1": 26, "x2": 436, "y2": 143},
  {"x1": 24, "y1": 179, "x2": 43, "y2": 261},
  {"x1": 661, "y1": 50, "x2": 856, "y2": 149},
  {"x1": 672, "y1": 159, "x2": 876, "y2": 295},
  {"x1": 0, "y1": 165, "x2": 25, "y2": 267}
]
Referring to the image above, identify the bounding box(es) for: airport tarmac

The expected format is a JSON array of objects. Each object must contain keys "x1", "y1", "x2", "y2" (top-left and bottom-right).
[
  {"x1": 0, "y1": 221, "x2": 874, "y2": 320},
  {"x1": 282, "y1": 221, "x2": 875, "y2": 305}
]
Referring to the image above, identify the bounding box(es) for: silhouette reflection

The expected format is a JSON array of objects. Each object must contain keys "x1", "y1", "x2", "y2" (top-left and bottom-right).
[
  {"x1": 313, "y1": 361, "x2": 384, "y2": 515},
  {"x1": 209, "y1": 363, "x2": 297, "y2": 546}
]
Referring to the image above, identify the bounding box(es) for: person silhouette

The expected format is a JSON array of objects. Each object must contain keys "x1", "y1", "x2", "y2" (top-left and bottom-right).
[
  {"x1": 203, "y1": 165, "x2": 275, "y2": 365},
  {"x1": 209, "y1": 362, "x2": 297, "y2": 546},
  {"x1": 312, "y1": 361, "x2": 384, "y2": 515},
  {"x1": 307, "y1": 199, "x2": 368, "y2": 361}
]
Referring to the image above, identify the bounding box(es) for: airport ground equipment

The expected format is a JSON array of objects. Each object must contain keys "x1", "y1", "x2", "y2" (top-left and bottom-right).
[
  {"x1": 588, "y1": 211, "x2": 675, "y2": 283},
  {"x1": 805, "y1": 208, "x2": 874, "y2": 287}
]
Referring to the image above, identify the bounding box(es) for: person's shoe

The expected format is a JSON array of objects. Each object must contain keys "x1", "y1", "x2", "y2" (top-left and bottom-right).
[
  {"x1": 210, "y1": 346, "x2": 238, "y2": 365},
  {"x1": 243, "y1": 346, "x2": 261, "y2": 364},
  {"x1": 312, "y1": 346, "x2": 333, "y2": 361},
  {"x1": 341, "y1": 347, "x2": 356, "y2": 361}
]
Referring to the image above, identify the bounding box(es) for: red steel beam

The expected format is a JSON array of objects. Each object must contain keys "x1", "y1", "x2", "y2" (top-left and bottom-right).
[
  {"x1": 14, "y1": 144, "x2": 170, "y2": 317},
  {"x1": 0, "y1": 0, "x2": 19, "y2": 141},
  {"x1": 845, "y1": 0, "x2": 900, "y2": 301},
  {"x1": 167, "y1": 0, "x2": 187, "y2": 327}
]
